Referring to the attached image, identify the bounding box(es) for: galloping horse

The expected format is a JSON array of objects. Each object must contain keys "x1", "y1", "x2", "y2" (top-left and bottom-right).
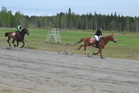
[
  {"x1": 75, "y1": 34, "x2": 117, "y2": 58},
  {"x1": 5, "y1": 28, "x2": 29, "y2": 48}
]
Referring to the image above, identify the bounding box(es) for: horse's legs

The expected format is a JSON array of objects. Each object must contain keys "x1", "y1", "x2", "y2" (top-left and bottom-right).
[
  {"x1": 77, "y1": 45, "x2": 86, "y2": 51},
  {"x1": 77, "y1": 45, "x2": 83, "y2": 50},
  {"x1": 84, "y1": 46, "x2": 86, "y2": 51},
  {"x1": 84, "y1": 42, "x2": 89, "y2": 51},
  {"x1": 12, "y1": 39, "x2": 17, "y2": 47},
  {"x1": 16, "y1": 41, "x2": 19, "y2": 47},
  {"x1": 7, "y1": 37, "x2": 11, "y2": 48},
  {"x1": 93, "y1": 48, "x2": 104, "y2": 59},
  {"x1": 99, "y1": 48, "x2": 104, "y2": 59},
  {"x1": 21, "y1": 41, "x2": 25, "y2": 48}
]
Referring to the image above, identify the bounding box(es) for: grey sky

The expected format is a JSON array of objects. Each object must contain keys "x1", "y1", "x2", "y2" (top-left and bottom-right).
[{"x1": 0, "y1": 0, "x2": 139, "y2": 16}]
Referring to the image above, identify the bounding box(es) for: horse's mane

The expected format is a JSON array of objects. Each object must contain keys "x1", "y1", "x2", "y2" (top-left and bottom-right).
[
  {"x1": 22, "y1": 28, "x2": 27, "y2": 30},
  {"x1": 21, "y1": 28, "x2": 27, "y2": 32},
  {"x1": 99, "y1": 35, "x2": 113, "y2": 42},
  {"x1": 99, "y1": 37, "x2": 105, "y2": 42}
]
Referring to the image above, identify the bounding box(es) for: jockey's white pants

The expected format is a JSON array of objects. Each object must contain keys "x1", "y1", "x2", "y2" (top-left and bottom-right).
[{"x1": 94, "y1": 35, "x2": 99, "y2": 41}]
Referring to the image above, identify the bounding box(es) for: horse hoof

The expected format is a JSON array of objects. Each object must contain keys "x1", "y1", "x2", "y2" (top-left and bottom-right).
[
  {"x1": 101, "y1": 57, "x2": 105, "y2": 59},
  {"x1": 87, "y1": 54, "x2": 92, "y2": 57},
  {"x1": 7, "y1": 47, "x2": 11, "y2": 50},
  {"x1": 93, "y1": 53, "x2": 97, "y2": 55}
]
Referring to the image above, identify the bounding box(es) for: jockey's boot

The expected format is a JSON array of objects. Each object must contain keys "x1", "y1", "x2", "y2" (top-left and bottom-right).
[
  {"x1": 95, "y1": 41, "x2": 99, "y2": 48},
  {"x1": 15, "y1": 32, "x2": 19, "y2": 39}
]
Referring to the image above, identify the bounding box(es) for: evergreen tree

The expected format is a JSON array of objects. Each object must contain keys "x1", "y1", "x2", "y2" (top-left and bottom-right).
[{"x1": 0, "y1": 7, "x2": 139, "y2": 33}]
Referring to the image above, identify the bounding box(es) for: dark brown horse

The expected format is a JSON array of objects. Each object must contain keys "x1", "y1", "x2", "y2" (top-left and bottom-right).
[
  {"x1": 5, "y1": 28, "x2": 29, "y2": 48},
  {"x1": 75, "y1": 34, "x2": 117, "y2": 58}
]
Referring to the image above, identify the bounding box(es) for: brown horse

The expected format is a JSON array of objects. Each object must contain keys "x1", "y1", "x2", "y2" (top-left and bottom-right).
[
  {"x1": 75, "y1": 34, "x2": 117, "y2": 58},
  {"x1": 5, "y1": 28, "x2": 29, "y2": 48}
]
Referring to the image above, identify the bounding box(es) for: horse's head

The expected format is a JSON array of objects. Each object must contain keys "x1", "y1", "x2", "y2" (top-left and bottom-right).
[
  {"x1": 109, "y1": 34, "x2": 117, "y2": 43},
  {"x1": 22, "y1": 28, "x2": 30, "y2": 35}
]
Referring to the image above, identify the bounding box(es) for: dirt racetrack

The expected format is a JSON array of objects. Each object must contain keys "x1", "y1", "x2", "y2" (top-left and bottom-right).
[{"x1": 0, "y1": 46, "x2": 139, "y2": 93}]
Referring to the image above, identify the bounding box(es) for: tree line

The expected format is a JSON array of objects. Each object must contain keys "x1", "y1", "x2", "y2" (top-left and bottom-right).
[{"x1": 0, "y1": 7, "x2": 139, "y2": 33}]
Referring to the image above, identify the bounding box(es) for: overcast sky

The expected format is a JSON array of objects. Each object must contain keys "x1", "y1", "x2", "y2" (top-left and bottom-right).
[{"x1": 0, "y1": 0, "x2": 139, "y2": 17}]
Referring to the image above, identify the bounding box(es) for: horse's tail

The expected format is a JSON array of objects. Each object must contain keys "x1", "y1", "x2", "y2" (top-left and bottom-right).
[
  {"x1": 74, "y1": 38, "x2": 84, "y2": 45},
  {"x1": 5, "y1": 32, "x2": 9, "y2": 37}
]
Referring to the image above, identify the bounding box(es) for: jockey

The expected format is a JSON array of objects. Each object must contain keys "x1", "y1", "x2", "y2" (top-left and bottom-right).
[
  {"x1": 15, "y1": 22, "x2": 23, "y2": 38},
  {"x1": 94, "y1": 27, "x2": 103, "y2": 47},
  {"x1": 15, "y1": 22, "x2": 23, "y2": 33}
]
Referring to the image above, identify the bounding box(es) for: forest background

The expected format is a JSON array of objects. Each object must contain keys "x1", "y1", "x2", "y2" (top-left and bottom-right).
[{"x1": 0, "y1": 7, "x2": 139, "y2": 33}]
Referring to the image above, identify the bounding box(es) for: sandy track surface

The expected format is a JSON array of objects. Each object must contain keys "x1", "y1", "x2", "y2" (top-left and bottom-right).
[{"x1": 0, "y1": 46, "x2": 139, "y2": 93}]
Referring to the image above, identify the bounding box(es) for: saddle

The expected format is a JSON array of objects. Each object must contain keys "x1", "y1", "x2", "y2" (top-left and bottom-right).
[
  {"x1": 11, "y1": 32, "x2": 16, "y2": 36},
  {"x1": 12, "y1": 31, "x2": 21, "y2": 39},
  {"x1": 89, "y1": 37, "x2": 100, "y2": 48},
  {"x1": 89, "y1": 37, "x2": 105, "y2": 48},
  {"x1": 89, "y1": 37, "x2": 96, "y2": 43}
]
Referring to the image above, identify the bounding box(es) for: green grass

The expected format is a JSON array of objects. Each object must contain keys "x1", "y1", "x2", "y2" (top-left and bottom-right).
[{"x1": 0, "y1": 28, "x2": 139, "y2": 60}]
